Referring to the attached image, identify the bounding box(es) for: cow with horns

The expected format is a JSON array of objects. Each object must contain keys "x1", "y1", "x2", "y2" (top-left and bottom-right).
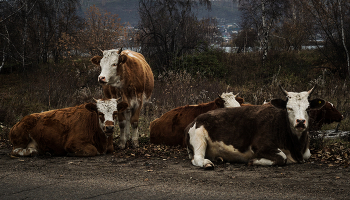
[
  {"x1": 185, "y1": 85, "x2": 326, "y2": 169},
  {"x1": 91, "y1": 48, "x2": 154, "y2": 149}
]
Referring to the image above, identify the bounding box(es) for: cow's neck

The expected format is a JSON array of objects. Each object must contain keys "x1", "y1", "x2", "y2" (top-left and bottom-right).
[
  {"x1": 112, "y1": 63, "x2": 125, "y2": 88},
  {"x1": 93, "y1": 129, "x2": 108, "y2": 153},
  {"x1": 284, "y1": 111, "x2": 309, "y2": 162}
]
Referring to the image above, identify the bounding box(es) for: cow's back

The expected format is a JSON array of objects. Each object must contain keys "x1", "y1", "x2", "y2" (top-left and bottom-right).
[
  {"x1": 122, "y1": 50, "x2": 154, "y2": 100},
  {"x1": 193, "y1": 104, "x2": 287, "y2": 152},
  {"x1": 150, "y1": 102, "x2": 218, "y2": 146}
]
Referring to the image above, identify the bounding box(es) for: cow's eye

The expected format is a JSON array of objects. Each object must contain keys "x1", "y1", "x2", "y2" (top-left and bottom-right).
[
  {"x1": 112, "y1": 63, "x2": 118, "y2": 67},
  {"x1": 287, "y1": 108, "x2": 293, "y2": 111},
  {"x1": 98, "y1": 112, "x2": 103, "y2": 116}
]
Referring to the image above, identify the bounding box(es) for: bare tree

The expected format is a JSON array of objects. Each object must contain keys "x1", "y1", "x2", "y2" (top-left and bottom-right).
[
  {"x1": 296, "y1": 0, "x2": 350, "y2": 78},
  {"x1": 75, "y1": 5, "x2": 125, "y2": 56},
  {"x1": 239, "y1": 0, "x2": 290, "y2": 65},
  {"x1": 0, "y1": 0, "x2": 81, "y2": 70},
  {"x1": 138, "y1": 0, "x2": 214, "y2": 74}
]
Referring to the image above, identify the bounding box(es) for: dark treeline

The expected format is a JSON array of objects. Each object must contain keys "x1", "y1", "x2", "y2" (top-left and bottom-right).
[{"x1": 0, "y1": 0, "x2": 350, "y2": 79}]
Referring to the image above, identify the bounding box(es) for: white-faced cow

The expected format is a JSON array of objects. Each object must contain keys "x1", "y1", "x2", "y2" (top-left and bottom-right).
[
  {"x1": 185, "y1": 85, "x2": 326, "y2": 169},
  {"x1": 264, "y1": 101, "x2": 344, "y2": 131},
  {"x1": 9, "y1": 99, "x2": 128, "y2": 157},
  {"x1": 91, "y1": 48, "x2": 154, "y2": 149},
  {"x1": 150, "y1": 92, "x2": 241, "y2": 147}
]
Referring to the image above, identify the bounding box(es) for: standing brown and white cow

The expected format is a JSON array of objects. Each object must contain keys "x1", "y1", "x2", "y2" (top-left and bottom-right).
[
  {"x1": 9, "y1": 99, "x2": 128, "y2": 157},
  {"x1": 91, "y1": 49, "x2": 154, "y2": 149},
  {"x1": 185, "y1": 85, "x2": 326, "y2": 169}
]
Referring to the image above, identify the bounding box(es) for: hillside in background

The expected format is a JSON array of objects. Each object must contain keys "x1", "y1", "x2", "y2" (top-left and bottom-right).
[{"x1": 79, "y1": 0, "x2": 241, "y2": 27}]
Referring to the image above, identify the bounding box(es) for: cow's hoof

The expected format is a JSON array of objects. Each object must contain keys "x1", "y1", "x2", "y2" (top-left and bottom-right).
[
  {"x1": 204, "y1": 163, "x2": 215, "y2": 170},
  {"x1": 132, "y1": 140, "x2": 139, "y2": 148},
  {"x1": 216, "y1": 157, "x2": 224, "y2": 164}
]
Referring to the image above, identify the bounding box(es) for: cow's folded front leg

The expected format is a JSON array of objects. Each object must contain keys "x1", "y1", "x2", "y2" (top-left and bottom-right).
[
  {"x1": 251, "y1": 148, "x2": 287, "y2": 166},
  {"x1": 66, "y1": 143, "x2": 99, "y2": 157}
]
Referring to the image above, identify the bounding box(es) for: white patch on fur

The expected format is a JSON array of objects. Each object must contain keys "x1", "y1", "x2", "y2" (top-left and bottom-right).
[
  {"x1": 285, "y1": 91, "x2": 310, "y2": 137},
  {"x1": 129, "y1": 96, "x2": 139, "y2": 109},
  {"x1": 188, "y1": 124, "x2": 213, "y2": 168},
  {"x1": 280, "y1": 149, "x2": 297, "y2": 164},
  {"x1": 220, "y1": 92, "x2": 241, "y2": 108},
  {"x1": 277, "y1": 148, "x2": 287, "y2": 160},
  {"x1": 206, "y1": 140, "x2": 254, "y2": 163},
  {"x1": 127, "y1": 51, "x2": 136, "y2": 58},
  {"x1": 253, "y1": 158, "x2": 274, "y2": 165},
  {"x1": 303, "y1": 148, "x2": 311, "y2": 160}
]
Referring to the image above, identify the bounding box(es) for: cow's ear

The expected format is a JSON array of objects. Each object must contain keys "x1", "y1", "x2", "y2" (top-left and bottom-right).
[
  {"x1": 309, "y1": 99, "x2": 326, "y2": 110},
  {"x1": 235, "y1": 96, "x2": 244, "y2": 105},
  {"x1": 91, "y1": 56, "x2": 102, "y2": 65},
  {"x1": 85, "y1": 103, "x2": 98, "y2": 113},
  {"x1": 118, "y1": 54, "x2": 127, "y2": 65},
  {"x1": 117, "y1": 102, "x2": 129, "y2": 113},
  {"x1": 270, "y1": 99, "x2": 287, "y2": 109},
  {"x1": 215, "y1": 96, "x2": 225, "y2": 108}
]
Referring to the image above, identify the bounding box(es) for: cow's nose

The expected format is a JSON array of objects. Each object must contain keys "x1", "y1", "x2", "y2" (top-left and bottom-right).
[
  {"x1": 99, "y1": 76, "x2": 106, "y2": 83},
  {"x1": 105, "y1": 125, "x2": 114, "y2": 131},
  {"x1": 296, "y1": 119, "x2": 305, "y2": 124}
]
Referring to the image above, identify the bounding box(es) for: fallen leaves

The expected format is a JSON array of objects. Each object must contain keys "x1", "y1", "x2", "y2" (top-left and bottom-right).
[
  {"x1": 310, "y1": 140, "x2": 350, "y2": 168},
  {"x1": 113, "y1": 138, "x2": 188, "y2": 160}
]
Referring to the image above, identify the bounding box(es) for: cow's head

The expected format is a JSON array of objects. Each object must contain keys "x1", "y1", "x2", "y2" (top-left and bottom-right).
[
  {"x1": 216, "y1": 92, "x2": 241, "y2": 108},
  {"x1": 91, "y1": 48, "x2": 127, "y2": 87},
  {"x1": 270, "y1": 85, "x2": 325, "y2": 136},
  {"x1": 319, "y1": 102, "x2": 344, "y2": 123},
  {"x1": 86, "y1": 98, "x2": 128, "y2": 137}
]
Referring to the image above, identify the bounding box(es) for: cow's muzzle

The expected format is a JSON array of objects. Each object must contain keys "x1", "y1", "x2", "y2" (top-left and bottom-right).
[
  {"x1": 104, "y1": 125, "x2": 114, "y2": 137},
  {"x1": 98, "y1": 76, "x2": 107, "y2": 85},
  {"x1": 295, "y1": 119, "x2": 306, "y2": 130}
]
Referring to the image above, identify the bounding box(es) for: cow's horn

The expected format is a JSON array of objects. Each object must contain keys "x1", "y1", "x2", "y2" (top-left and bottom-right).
[
  {"x1": 308, "y1": 84, "x2": 317, "y2": 95},
  {"x1": 278, "y1": 85, "x2": 288, "y2": 96},
  {"x1": 93, "y1": 98, "x2": 98, "y2": 102},
  {"x1": 97, "y1": 47, "x2": 103, "y2": 53},
  {"x1": 234, "y1": 92, "x2": 239, "y2": 97},
  {"x1": 118, "y1": 47, "x2": 123, "y2": 54}
]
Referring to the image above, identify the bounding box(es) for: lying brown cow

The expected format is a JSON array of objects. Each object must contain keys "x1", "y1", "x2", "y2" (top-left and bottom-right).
[
  {"x1": 308, "y1": 101, "x2": 343, "y2": 131},
  {"x1": 9, "y1": 99, "x2": 128, "y2": 157},
  {"x1": 149, "y1": 92, "x2": 241, "y2": 147}
]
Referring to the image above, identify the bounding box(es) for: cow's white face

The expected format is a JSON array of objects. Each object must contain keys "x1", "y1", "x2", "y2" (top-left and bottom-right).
[
  {"x1": 285, "y1": 91, "x2": 311, "y2": 133},
  {"x1": 96, "y1": 99, "x2": 119, "y2": 137},
  {"x1": 271, "y1": 86, "x2": 325, "y2": 137},
  {"x1": 220, "y1": 92, "x2": 241, "y2": 108},
  {"x1": 98, "y1": 50, "x2": 122, "y2": 87}
]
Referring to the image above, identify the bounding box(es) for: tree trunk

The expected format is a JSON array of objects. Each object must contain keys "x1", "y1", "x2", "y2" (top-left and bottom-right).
[
  {"x1": 338, "y1": 0, "x2": 350, "y2": 79},
  {"x1": 261, "y1": 0, "x2": 268, "y2": 66}
]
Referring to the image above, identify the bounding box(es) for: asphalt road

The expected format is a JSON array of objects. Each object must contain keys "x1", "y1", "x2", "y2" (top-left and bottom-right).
[{"x1": 1, "y1": 148, "x2": 350, "y2": 200}]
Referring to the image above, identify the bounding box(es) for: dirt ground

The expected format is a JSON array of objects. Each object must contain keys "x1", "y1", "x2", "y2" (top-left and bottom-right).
[{"x1": 0, "y1": 142, "x2": 349, "y2": 200}]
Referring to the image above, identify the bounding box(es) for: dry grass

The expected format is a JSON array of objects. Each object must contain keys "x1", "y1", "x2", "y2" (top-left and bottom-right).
[{"x1": 0, "y1": 51, "x2": 349, "y2": 152}]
